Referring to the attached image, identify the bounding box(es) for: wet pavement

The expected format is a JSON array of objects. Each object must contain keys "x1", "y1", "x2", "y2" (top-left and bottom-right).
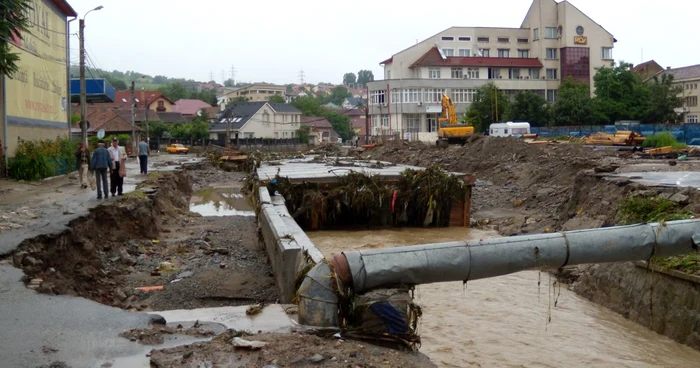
[
  {"x1": 612, "y1": 171, "x2": 700, "y2": 188},
  {"x1": 0, "y1": 154, "x2": 203, "y2": 368}
]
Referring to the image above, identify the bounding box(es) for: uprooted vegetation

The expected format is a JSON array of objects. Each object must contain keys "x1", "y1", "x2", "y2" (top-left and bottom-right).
[{"x1": 273, "y1": 166, "x2": 466, "y2": 230}]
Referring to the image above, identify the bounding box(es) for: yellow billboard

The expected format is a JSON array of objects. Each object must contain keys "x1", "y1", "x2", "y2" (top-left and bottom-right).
[{"x1": 7, "y1": 0, "x2": 69, "y2": 126}]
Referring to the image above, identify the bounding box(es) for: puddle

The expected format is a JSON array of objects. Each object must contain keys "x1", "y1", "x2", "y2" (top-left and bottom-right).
[
  {"x1": 612, "y1": 171, "x2": 700, "y2": 188},
  {"x1": 98, "y1": 333, "x2": 211, "y2": 368},
  {"x1": 189, "y1": 188, "x2": 255, "y2": 217}
]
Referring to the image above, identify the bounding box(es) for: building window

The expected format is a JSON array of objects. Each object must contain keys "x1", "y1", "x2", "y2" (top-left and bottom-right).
[
  {"x1": 533, "y1": 28, "x2": 539, "y2": 41},
  {"x1": 479, "y1": 48, "x2": 490, "y2": 57},
  {"x1": 441, "y1": 36, "x2": 454, "y2": 41},
  {"x1": 477, "y1": 37, "x2": 489, "y2": 42},
  {"x1": 509, "y1": 69, "x2": 521, "y2": 79},
  {"x1": 403, "y1": 88, "x2": 422, "y2": 103},
  {"x1": 263, "y1": 110, "x2": 270, "y2": 122},
  {"x1": 426, "y1": 114, "x2": 438, "y2": 132},
  {"x1": 370, "y1": 90, "x2": 386, "y2": 105},
  {"x1": 517, "y1": 49, "x2": 530, "y2": 58},
  {"x1": 686, "y1": 96, "x2": 698, "y2": 107},
  {"x1": 390, "y1": 89, "x2": 401, "y2": 104},
  {"x1": 546, "y1": 48, "x2": 558, "y2": 59},
  {"x1": 687, "y1": 115, "x2": 699, "y2": 123},
  {"x1": 406, "y1": 114, "x2": 421, "y2": 131},
  {"x1": 498, "y1": 49, "x2": 510, "y2": 58},
  {"x1": 491, "y1": 68, "x2": 501, "y2": 79},
  {"x1": 546, "y1": 68, "x2": 558, "y2": 80},
  {"x1": 517, "y1": 38, "x2": 529, "y2": 43},
  {"x1": 467, "y1": 68, "x2": 480, "y2": 79},
  {"x1": 458, "y1": 48, "x2": 471, "y2": 57},
  {"x1": 442, "y1": 48, "x2": 454, "y2": 57},
  {"x1": 429, "y1": 68, "x2": 441, "y2": 79},
  {"x1": 601, "y1": 47, "x2": 613, "y2": 60},
  {"x1": 381, "y1": 115, "x2": 389, "y2": 129},
  {"x1": 157, "y1": 101, "x2": 164, "y2": 108},
  {"x1": 576, "y1": 26, "x2": 585, "y2": 36},
  {"x1": 458, "y1": 36, "x2": 471, "y2": 41},
  {"x1": 497, "y1": 37, "x2": 510, "y2": 43},
  {"x1": 424, "y1": 88, "x2": 446, "y2": 103},
  {"x1": 451, "y1": 68, "x2": 464, "y2": 79},
  {"x1": 561, "y1": 47, "x2": 590, "y2": 83},
  {"x1": 529, "y1": 68, "x2": 540, "y2": 79},
  {"x1": 545, "y1": 27, "x2": 558, "y2": 39},
  {"x1": 451, "y1": 89, "x2": 476, "y2": 103},
  {"x1": 547, "y1": 90, "x2": 558, "y2": 103}
]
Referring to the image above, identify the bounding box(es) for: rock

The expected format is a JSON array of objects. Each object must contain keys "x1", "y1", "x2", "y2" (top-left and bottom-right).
[
  {"x1": 601, "y1": 201, "x2": 610, "y2": 206},
  {"x1": 177, "y1": 271, "x2": 194, "y2": 279},
  {"x1": 668, "y1": 160, "x2": 677, "y2": 166},
  {"x1": 349, "y1": 352, "x2": 365, "y2": 361},
  {"x1": 12, "y1": 251, "x2": 28, "y2": 267},
  {"x1": 120, "y1": 250, "x2": 137, "y2": 266},
  {"x1": 149, "y1": 315, "x2": 167, "y2": 325},
  {"x1": 263, "y1": 366, "x2": 279, "y2": 368},
  {"x1": 535, "y1": 187, "x2": 555, "y2": 199},
  {"x1": 309, "y1": 354, "x2": 324, "y2": 363},
  {"x1": 290, "y1": 356, "x2": 305, "y2": 365},
  {"x1": 114, "y1": 288, "x2": 127, "y2": 301},
  {"x1": 594, "y1": 164, "x2": 619, "y2": 173},
  {"x1": 22, "y1": 256, "x2": 40, "y2": 267},
  {"x1": 669, "y1": 192, "x2": 689, "y2": 205},
  {"x1": 219, "y1": 263, "x2": 227, "y2": 269},
  {"x1": 212, "y1": 248, "x2": 230, "y2": 255},
  {"x1": 525, "y1": 217, "x2": 539, "y2": 225}
]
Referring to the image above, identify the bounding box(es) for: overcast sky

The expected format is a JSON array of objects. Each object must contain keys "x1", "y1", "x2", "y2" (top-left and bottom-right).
[{"x1": 67, "y1": 0, "x2": 698, "y2": 85}]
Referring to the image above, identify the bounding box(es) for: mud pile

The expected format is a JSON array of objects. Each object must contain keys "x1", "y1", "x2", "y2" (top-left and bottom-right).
[{"x1": 9, "y1": 171, "x2": 192, "y2": 309}]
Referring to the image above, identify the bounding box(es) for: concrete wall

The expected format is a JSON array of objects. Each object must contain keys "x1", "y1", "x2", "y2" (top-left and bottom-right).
[
  {"x1": 573, "y1": 262, "x2": 700, "y2": 351},
  {"x1": 257, "y1": 187, "x2": 324, "y2": 303}
]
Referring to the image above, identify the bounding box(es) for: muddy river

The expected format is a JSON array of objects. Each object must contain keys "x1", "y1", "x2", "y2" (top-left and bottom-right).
[{"x1": 308, "y1": 227, "x2": 700, "y2": 368}]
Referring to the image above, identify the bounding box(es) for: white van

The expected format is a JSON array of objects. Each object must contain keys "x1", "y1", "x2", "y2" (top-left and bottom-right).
[{"x1": 489, "y1": 122, "x2": 531, "y2": 137}]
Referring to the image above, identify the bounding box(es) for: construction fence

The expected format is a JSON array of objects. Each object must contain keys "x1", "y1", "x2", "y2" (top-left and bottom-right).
[{"x1": 530, "y1": 124, "x2": 700, "y2": 145}]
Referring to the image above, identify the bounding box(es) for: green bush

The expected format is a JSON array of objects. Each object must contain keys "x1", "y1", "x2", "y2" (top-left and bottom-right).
[
  {"x1": 8, "y1": 137, "x2": 77, "y2": 181},
  {"x1": 618, "y1": 196, "x2": 693, "y2": 224},
  {"x1": 642, "y1": 131, "x2": 687, "y2": 149}
]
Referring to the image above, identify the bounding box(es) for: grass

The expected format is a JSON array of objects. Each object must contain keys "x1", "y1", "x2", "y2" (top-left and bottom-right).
[
  {"x1": 123, "y1": 190, "x2": 147, "y2": 200},
  {"x1": 642, "y1": 131, "x2": 687, "y2": 149},
  {"x1": 618, "y1": 196, "x2": 698, "y2": 276}
]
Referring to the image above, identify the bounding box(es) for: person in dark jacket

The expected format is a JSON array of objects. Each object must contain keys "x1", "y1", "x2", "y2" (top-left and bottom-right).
[
  {"x1": 89, "y1": 140, "x2": 113, "y2": 199},
  {"x1": 75, "y1": 144, "x2": 91, "y2": 188}
]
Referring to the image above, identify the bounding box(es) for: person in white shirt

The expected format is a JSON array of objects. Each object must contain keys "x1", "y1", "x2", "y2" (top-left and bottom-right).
[{"x1": 107, "y1": 137, "x2": 127, "y2": 196}]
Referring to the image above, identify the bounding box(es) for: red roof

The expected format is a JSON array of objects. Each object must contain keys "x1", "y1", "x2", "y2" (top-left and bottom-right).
[
  {"x1": 301, "y1": 116, "x2": 334, "y2": 130},
  {"x1": 410, "y1": 47, "x2": 543, "y2": 68},
  {"x1": 99, "y1": 91, "x2": 175, "y2": 109},
  {"x1": 173, "y1": 99, "x2": 213, "y2": 115},
  {"x1": 380, "y1": 57, "x2": 393, "y2": 65},
  {"x1": 72, "y1": 107, "x2": 143, "y2": 134},
  {"x1": 51, "y1": 0, "x2": 77, "y2": 17}
]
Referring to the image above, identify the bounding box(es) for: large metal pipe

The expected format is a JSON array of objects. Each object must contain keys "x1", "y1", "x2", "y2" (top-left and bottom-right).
[{"x1": 334, "y1": 220, "x2": 700, "y2": 293}]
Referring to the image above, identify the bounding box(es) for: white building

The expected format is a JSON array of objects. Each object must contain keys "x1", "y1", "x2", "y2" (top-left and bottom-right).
[
  {"x1": 367, "y1": 0, "x2": 616, "y2": 143},
  {"x1": 209, "y1": 102, "x2": 301, "y2": 142}
]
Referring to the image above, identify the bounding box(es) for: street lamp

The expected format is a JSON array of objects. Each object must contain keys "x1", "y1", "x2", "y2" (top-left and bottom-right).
[{"x1": 79, "y1": 5, "x2": 104, "y2": 146}]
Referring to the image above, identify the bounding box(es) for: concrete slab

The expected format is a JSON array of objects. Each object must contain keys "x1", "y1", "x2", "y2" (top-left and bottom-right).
[
  {"x1": 155, "y1": 305, "x2": 297, "y2": 333},
  {"x1": 611, "y1": 171, "x2": 700, "y2": 188}
]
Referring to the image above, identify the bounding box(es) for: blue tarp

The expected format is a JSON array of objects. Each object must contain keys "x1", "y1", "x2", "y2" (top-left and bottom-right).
[{"x1": 530, "y1": 124, "x2": 700, "y2": 145}]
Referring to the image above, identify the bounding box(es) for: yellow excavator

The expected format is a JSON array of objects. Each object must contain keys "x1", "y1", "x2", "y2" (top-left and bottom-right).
[{"x1": 436, "y1": 94, "x2": 474, "y2": 147}]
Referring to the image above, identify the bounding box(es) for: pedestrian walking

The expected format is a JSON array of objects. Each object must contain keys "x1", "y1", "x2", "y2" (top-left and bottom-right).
[
  {"x1": 89, "y1": 140, "x2": 112, "y2": 199},
  {"x1": 138, "y1": 137, "x2": 150, "y2": 174},
  {"x1": 107, "y1": 137, "x2": 127, "y2": 196},
  {"x1": 75, "y1": 144, "x2": 91, "y2": 188}
]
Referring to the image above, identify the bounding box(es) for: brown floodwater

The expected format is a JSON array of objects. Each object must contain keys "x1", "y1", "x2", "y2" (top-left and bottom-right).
[{"x1": 308, "y1": 227, "x2": 700, "y2": 368}]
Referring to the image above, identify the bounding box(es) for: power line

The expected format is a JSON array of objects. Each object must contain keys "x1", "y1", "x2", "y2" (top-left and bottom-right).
[
  {"x1": 298, "y1": 68, "x2": 305, "y2": 84},
  {"x1": 230, "y1": 65, "x2": 236, "y2": 84}
]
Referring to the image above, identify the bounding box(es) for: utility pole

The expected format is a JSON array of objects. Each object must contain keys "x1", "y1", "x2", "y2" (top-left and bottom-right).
[
  {"x1": 131, "y1": 81, "x2": 136, "y2": 155},
  {"x1": 299, "y1": 68, "x2": 305, "y2": 84},
  {"x1": 221, "y1": 70, "x2": 225, "y2": 85},
  {"x1": 230, "y1": 65, "x2": 236, "y2": 85},
  {"x1": 79, "y1": 19, "x2": 87, "y2": 146},
  {"x1": 210, "y1": 71, "x2": 214, "y2": 82}
]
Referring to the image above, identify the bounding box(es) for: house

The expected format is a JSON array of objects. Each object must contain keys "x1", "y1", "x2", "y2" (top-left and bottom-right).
[
  {"x1": 99, "y1": 91, "x2": 176, "y2": 112},
  {"x1": 632, "y1": 60, "x2": 665, "y2": 81},
  {"x1": 368, "y1": 0, "x2": 616, "y2": 143},
  {"x1": 70, "y1": 106, "x2": 143, "y2": 137},
  {"x1": 634, "y1": 60, "x2": 700, "y2": 123},
  {"x1": 216, "y1": 83, "x2": 286, "y2": 105},
  {"x1": 323, "y1": 102, "x2": 342, "y2": 110},
  {"x1": 342, "y1": 96, "x2": 366, "y2": 110},
  {"x1": 173, "y1": 99, "x2": 213, "y2": 117},
  {"x1": 208, "y1": 102, "x2": 302, "y2": 142},
  {"x1": 301, "y1": 116, "x2": 338, "y2": 144},
  {"x1": 1, "y1": 0, "x2": 77, "y2": 157}
]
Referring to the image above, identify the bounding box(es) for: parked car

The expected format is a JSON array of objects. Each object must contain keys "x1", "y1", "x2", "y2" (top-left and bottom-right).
[{"x1": 166, "y1": 143, "x2": 189, "y2": 154}]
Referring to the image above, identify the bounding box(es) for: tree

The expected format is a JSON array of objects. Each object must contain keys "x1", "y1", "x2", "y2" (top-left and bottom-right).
[
  {"x1": 343, "y1": 72, "x2": 357, "y2": 85},
  {"x1": 224, "y1": 79, "x2": 235, "y2": 87},
  {"x1": 1, "y1": 0, "x2": 31, "y2": 77},
  {"x1": 158, "y1": 83, "x2": 189, "y2": 101},
  {"x1": 292, "y1": 97, "x2": 352, "y2": 140},
  {"x1": 506, "y1": 91, "x2": 551, "y2": 127},
  {"x1": 286, "y1": 84, "x2": 294, "y2": 94},
  {"x1": 109, "y1": 79, "x2": 128, "y2": 91},
  {"x1": 592, "y1": 62, "x2": 649, "y2": 123},
  {"x1": 329, "y1": 86, "x2": 351, "y2": 106},
  {"x1": 465, "y1": 83, "x2": 509, "y2": 133},
  {"x1": 269, "y1": 95, "x2": 286, "y2": 103},
  {"x1": 357, "y1": 70, "x2": 375, "y2": 87},
  {"x1": 645, "y1": 73, "x2": 683, "y2": 123},
  {"x1": 149, "y1": 121, "x2": 169, "y2": 139},
  {"x1": 554, "y1": 78, "x2": 600, "y2": 125}
]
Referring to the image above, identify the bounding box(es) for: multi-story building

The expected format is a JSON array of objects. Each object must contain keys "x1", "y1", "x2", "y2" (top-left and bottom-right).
[
  {"x1": 633, "y1": 60, "x2": 700, "y2": 124},
  {"x1": 1, "y1": 0, "x2": 77, "y2": 157},
  {"x1": 367, "y1": 0, "x2": 616, "y2": 142},
  {"x1": 216, "y1": 83, "x2": 286, "y2": 105}
]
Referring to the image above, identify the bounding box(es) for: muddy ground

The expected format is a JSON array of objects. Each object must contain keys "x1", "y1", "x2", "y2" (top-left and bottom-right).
[{"x1": 148, "y1": 330, "x2": 436, "y2": 368}]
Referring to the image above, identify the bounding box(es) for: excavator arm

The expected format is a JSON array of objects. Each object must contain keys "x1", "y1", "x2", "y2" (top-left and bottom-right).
[{"x1": 436, "y1": 94, "x2": 474, "y2": 147}]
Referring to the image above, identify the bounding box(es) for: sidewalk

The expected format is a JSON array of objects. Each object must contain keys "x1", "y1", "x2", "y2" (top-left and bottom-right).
[{"x1": 0, "y1": 154, "x2": 192, "y2": 255}]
